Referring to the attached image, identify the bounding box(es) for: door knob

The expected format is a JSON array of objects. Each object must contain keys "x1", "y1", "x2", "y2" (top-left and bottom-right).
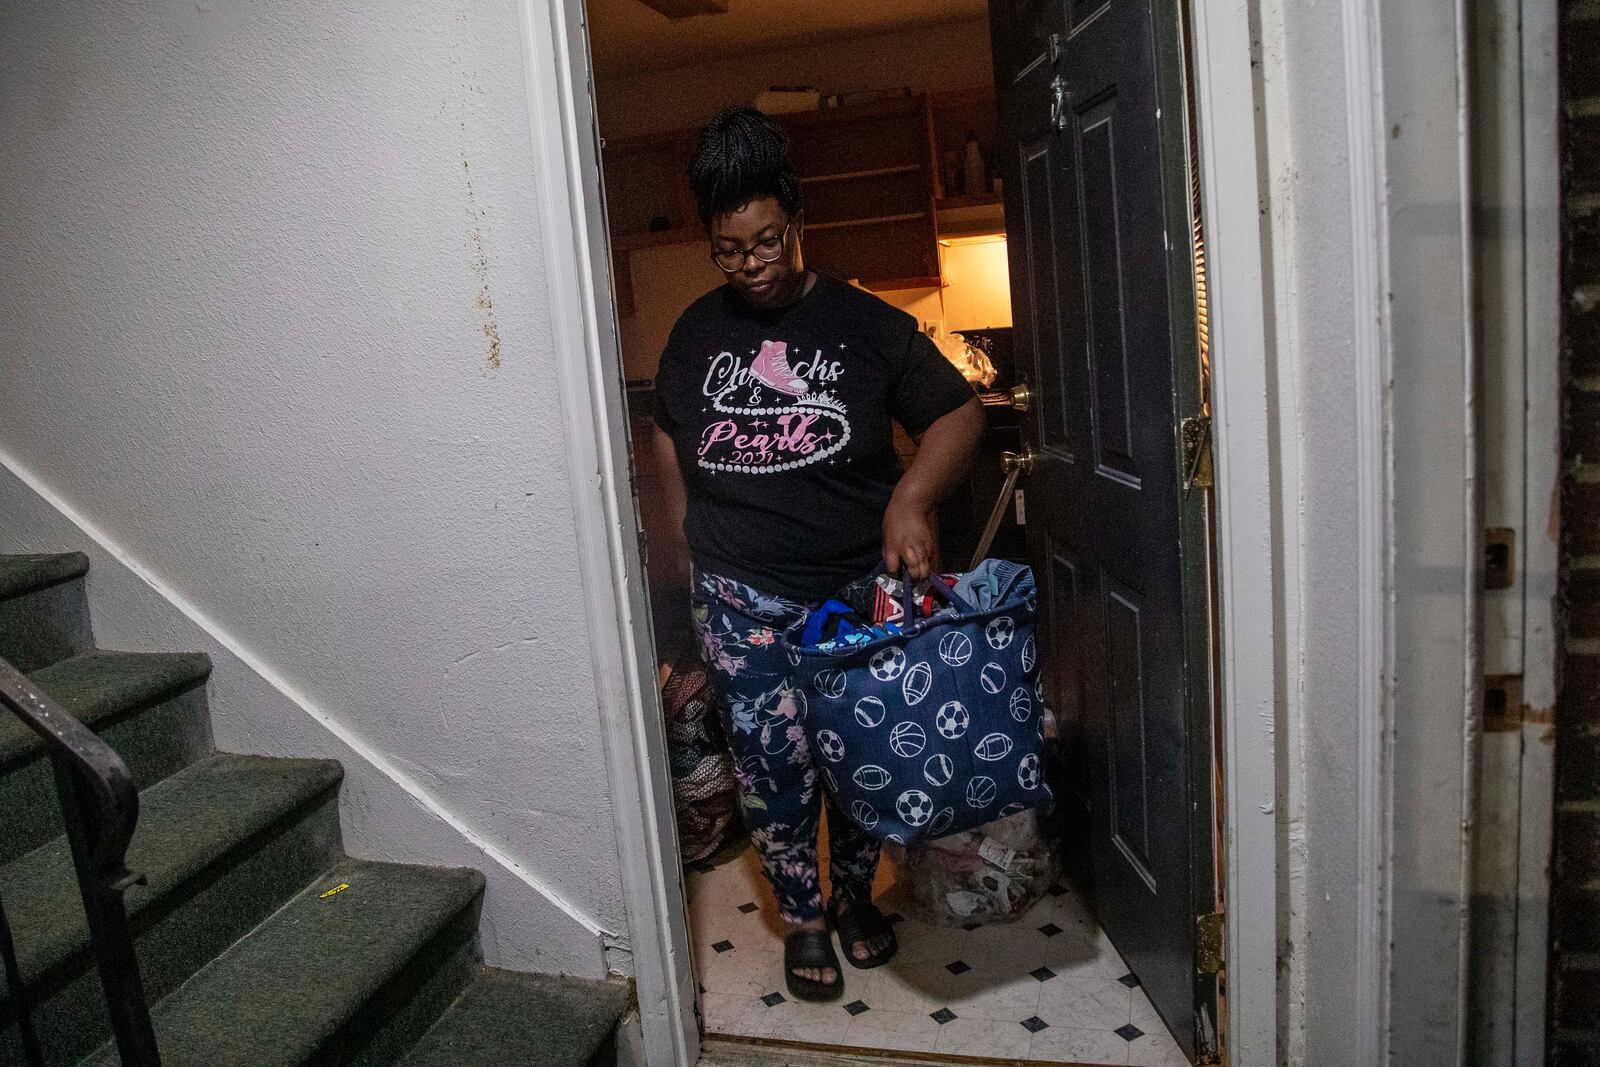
[
  {"x1": 1008, "y1": 383, "x2": 1032, "y2": 412},
  {"x1": 1002, "y1": 448, "x2": 1035, "y2": 476}
]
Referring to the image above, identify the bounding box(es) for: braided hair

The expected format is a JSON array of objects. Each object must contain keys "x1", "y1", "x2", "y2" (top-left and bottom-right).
[{"x1": 689, "y1": 106, "x2": 803, "y2": 227}]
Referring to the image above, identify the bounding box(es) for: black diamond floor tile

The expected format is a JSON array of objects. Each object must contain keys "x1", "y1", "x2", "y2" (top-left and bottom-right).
[
  {"x1": 1030, "y1": 966, "x2": 1057, "y2": 982},
  {"x1": 1021, "y1": 1015, "x2": 1050, "y2": 1033},
  {"x1": 945, "y1": 960, "x2": 972, "y2": 975},
  {"x1": 738, "y1": 902, "x2": 760, "y2": 914},
  {"x1": 884, "y1": 911, "x2": 906, "y2": 924},
  {"x1": 845, "y1": 1000, "x2": 871, "y2": 1016},
  {"x1": 761, "y1": 991, "x2": 786, "y2": 1007},
  {"x1": 960, "y1": 921, "x2": 982, "y2": 931},
  {"x1": 711, "y1": 939, "x2": 734, "y2": 953},
  {"x1": 1046, "y1": 883, "x2": 1070, "y2": 896},
  {"x1": 930, "y1": 1007, "x2": 957, "y2": 1024},
  {"x1": 1115, "y1": 1024, "x2": 1145, "y2": 1041},
  {"x1": 1118, "y1": 972, "x2": 1141, "y2": 987},
  {"x1": 1038, "y1": 923, "x2": 1063, "y2": 937}
]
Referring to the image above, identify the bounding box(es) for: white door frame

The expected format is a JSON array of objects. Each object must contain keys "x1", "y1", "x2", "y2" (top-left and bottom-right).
[{"x1": 519, "y1": 0, "x2": 1282, "y2": 1062}]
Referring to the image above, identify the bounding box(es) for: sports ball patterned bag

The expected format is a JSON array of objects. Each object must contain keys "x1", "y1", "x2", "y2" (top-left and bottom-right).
[{"x1": 782, "y1": 561, "x2": 1051, "y2": 845}]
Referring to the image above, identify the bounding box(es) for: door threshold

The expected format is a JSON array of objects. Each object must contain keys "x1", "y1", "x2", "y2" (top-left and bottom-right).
[{"x1": 698, "y1": 1034, "x2": 1120, "y2": 1067}]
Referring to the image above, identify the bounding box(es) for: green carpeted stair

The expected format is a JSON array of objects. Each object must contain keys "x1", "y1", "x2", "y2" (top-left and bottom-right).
[{"x1": 0, "y1": 553, "x2": 630, "y2": 1066}]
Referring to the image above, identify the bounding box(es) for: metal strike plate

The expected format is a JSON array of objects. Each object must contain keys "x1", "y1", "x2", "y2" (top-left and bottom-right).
[
  {"x1": 1181, "y1": 415, "x2": 1214, "y2": 492},
  {"x1": 1485, "y1": 527, "x2": 1515, "y2": 590},
  {"x1": 1195, "y1": 911, "x2": 1224, "y2": 974}
]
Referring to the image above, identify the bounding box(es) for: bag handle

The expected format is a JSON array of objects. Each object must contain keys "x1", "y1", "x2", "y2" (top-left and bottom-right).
[{"x1": 899, "y1": 569, "x2": 977, "y2": 624}]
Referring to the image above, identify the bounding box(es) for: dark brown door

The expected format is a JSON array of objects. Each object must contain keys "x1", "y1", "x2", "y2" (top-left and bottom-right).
[{"x1": 988, "y1": 0, "x2": 1219, "y2": 1061}]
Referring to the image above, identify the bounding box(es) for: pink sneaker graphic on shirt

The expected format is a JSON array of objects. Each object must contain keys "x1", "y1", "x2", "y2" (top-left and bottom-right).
[{"x1": 749, "y1": 339, "x2": 808, "y2": 396}]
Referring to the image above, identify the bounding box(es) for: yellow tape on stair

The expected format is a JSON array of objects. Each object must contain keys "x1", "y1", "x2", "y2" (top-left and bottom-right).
[{"x1": 319, "y1": 882, "x2": 350, "y2": 899}]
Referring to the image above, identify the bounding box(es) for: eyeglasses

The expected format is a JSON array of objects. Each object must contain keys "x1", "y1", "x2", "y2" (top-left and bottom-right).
[{"x1": 710, "y1": 221, "x2": 792, "y2": 273}]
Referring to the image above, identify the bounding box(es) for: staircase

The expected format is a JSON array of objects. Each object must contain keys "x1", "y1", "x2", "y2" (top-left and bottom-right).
[{"x1": 0, "y1": 553, "x2": 631, "y2": 1066}]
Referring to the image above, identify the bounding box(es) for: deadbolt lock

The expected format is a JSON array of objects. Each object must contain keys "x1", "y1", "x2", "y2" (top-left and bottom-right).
[
  {"x1": 1001, "y1": 448, "x2": 1035, "y2": 476},
  {"x1": 1008, "y1": 383, "x2": 1033, "y2": 412}
]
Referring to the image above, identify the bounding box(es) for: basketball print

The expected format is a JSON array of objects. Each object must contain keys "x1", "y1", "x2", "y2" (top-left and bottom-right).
[
  {"x1": 902, "y1": 661, "x2": 933, "y2": 705},
  {"x1": 965, "y1": 775, "x2": 998, "y2": 808},
  {"x1": 980, "y1": 662, "x2": 1007, "y2": 694},
  {"x1": 889, "y1": 721, "x2": 927, "y2": 758},
  {"x1": 853, "y1": 695, "x2": 887, "y2": 728},
  {"x1": 1010, "y1": 687, "x2": 1033, "y2": 723},
  {"x1": 816, "y1": 669, "x2": 847, "y2": 699},
  {"x1": 985, "y1": 615, "x2": 1016, "y2": 650},
  {"x1": 938, "y1": 631, "x2": 973, "y2": 666}
]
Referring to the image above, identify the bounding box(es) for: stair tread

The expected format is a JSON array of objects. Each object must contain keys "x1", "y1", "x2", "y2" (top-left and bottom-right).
[
  {"x1": 0, "y1": 651, "x2": 212, "y2": 770},
  {"x1": 398, "y1": 968, "x2": 630, "y2": 1067},
  {"x1": 0, "y1": 552, "x2": 89, "y2": 602},
  {"x1": 84, "y1": 858, "x2": 486, "y2": 1067},
  {"x1": 0, "y1": 752, "x2": 343, "y2": 986}
]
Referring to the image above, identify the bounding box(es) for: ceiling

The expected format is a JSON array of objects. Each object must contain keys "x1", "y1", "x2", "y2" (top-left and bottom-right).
[{"x1": 586, "y1": 0, "x2": 988, "y2": 77}]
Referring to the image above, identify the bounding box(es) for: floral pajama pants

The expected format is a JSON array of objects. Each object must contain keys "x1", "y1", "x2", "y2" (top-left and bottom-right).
[{"x1": 690, "y1": 568, "x2": 883, "y2": 925}]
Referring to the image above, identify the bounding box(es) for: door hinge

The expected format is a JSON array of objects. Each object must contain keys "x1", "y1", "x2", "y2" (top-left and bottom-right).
[
  {"x1": 1181, "y1": 415, "x2": 1214, "y2": 494},
  {"x1": 1195, "y1": 911, "x2": 1224, "y2": 974}
]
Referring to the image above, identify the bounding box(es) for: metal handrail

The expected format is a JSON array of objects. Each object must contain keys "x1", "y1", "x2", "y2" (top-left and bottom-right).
[{"x1": 0, "y1": 656, "x2": 161, "y2": 1066}]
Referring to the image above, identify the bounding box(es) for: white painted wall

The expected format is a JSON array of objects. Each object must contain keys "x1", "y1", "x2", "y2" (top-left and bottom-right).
[{"x1": 0, "y1": 0, "x2": 625, "y2": 978}]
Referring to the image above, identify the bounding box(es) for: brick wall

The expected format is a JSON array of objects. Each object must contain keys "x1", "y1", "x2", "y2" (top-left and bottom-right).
[{"x1": 1550, "y1": 4, "x2": 1600, "y2": 1065}]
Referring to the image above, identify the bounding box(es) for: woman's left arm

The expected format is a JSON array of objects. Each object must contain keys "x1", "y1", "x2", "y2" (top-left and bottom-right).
[{"x1": 883, "y1": 395, "x2": 986, "y2": 580}]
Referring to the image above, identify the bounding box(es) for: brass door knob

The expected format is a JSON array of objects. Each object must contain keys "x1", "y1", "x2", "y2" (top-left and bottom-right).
[
  {"x1": 1008, "y1": 383, "x2": 1032, "y2": 412},
  {"x1": 1002, "y1": 448, "x2": 1035, "y2": 476}
]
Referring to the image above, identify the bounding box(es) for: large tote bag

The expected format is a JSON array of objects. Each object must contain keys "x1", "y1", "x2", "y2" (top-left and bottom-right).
[{"x1": 782, "y1": 564, "x2": 1051, "y2": 846}]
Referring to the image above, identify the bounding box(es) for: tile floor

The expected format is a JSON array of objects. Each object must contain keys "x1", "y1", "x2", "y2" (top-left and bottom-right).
[{"x1": 686, "y1": 844, "x2": 1189, "y2": 1065}]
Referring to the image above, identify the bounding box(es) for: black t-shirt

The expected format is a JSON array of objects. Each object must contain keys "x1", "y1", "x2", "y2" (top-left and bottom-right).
[{"x1": 653, "y1": 272, "x2": 976, "y2": 601}]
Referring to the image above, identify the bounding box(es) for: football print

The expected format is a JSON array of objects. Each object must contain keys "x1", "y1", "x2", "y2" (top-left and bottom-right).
[
  {"x1": 851, "y1": 799, "x2": 880, "y2": 830},
  {"x1": 973, "y1": 732, "x2": 1015, "y2": 761},
  {"x1": 852, "y1": 764, "x2": 893, "y2": 791},
  {"x1": 980, "y1": 662, "x2": 1007, "y2": 694},
  {"x1": 869, "y1": 646, "x2": 907, "y2": 681},
  {"x1": 985, "y1": 616, "x2": 1016, "y2": 650},
  {"x1": 853, "y1": 695, "x2": 887, "y2": 728},
  {"x1": 901, "y1": 661, "x2": 933, "y2": 705},
  {"x1": 965, "y1": 775, "x2": 998, "y2": 808},
  {"x1": 929, "y1": 806, "x2": 956, "y2": 835},
  {"x1": 998, "y1": 802, "x2": 1028, "y2": 818},
  {"x1": 938, "y1": 631, "x2": 973, "y2": 666},
  {"x1": 815, "y1": 729, "x2": 846, "y2": 763},
  {"x1": 1020, "y1": 635, "x2": 1037, "y2": 674},
  {"x1": 816, "y1": 669, "x2": 847, "y2": 699},
  {"x1": 935, "y1": 700, "x2": 971, "y2": 740},
  {"x1": 923, "y1": 753, "x2": 955, "y2": 787},
  {"x1": 896, "y1": 789, "x2": 934, "y2": 826},
  {"x1": 889, "y1": 721, "x2": 927, "y2": 758}
]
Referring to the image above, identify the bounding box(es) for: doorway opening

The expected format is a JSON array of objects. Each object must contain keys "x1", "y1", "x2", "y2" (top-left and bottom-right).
[{"x1": 589, "y1": 2, "x2": 1217, "y2": 1064}]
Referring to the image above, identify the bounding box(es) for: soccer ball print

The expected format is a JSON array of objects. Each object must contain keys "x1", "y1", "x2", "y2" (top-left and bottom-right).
[
  {"x1": 896, "y1": 789, "x2": 934, "y2": 826},
  {"x1": 1017, "y1": 753, "x2": 1042, "y2": 790},
  {"x1": 985, "y1": 615, "x2": 1015, "y2": 650},
  {"x1": 869, "y1": 646, "x2": 907, "y2": 681},
  {"x1": 935, "y1": 700, "x2": 971, "y2": 740},
  {"x1": 816, "y1": 729, "x2": 846, "y2": 763}
]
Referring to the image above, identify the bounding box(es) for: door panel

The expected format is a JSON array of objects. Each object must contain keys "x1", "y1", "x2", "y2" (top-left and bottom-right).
[{"x1": 990, "y1": 0, "x2": 1217, "y2": 1060}]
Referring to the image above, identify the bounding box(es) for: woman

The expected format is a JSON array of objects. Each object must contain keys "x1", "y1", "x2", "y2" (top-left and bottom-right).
[{"x1": 652, "y1": 106, "x2": 984, "y2": 1001}]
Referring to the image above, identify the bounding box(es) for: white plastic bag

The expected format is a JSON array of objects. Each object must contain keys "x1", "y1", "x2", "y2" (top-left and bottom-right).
[{"x1": 896, "y1": 808, "x2": 1060, "y2": 926}]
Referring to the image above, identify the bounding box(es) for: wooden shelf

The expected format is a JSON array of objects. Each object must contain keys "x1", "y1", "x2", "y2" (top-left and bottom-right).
[
  {"x1": 936, "y1": 192, "x2": 1003, "y2": 210},
  {"x1": 806, "y1": 211, "x2": 927, "y2": 233},
  {"x1": 802, "y1": 164, "x2": 922, "y2": 185},
  {"x1": 859, "y1": 275, "x2": 943, "y2": 292}
]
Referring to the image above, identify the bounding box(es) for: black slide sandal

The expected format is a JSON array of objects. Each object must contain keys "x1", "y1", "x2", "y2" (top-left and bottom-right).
[
  {"x1": 828, "y1": 899, "x2": 899, "y2": 970},
  {"x1": 784, "y1": 928, "x2": 844, "y2": 1002}
]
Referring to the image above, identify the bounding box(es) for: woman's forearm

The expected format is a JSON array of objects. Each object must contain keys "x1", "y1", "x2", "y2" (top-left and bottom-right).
[{"x1": 896, "y1": 396, "x2": 985, "y2": 508}]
